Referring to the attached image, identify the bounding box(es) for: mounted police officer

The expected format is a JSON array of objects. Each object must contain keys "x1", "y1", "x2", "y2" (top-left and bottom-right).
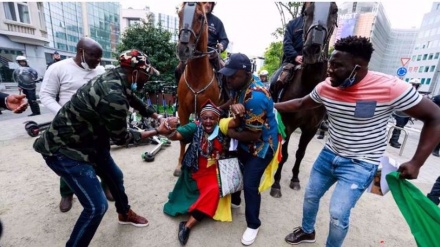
[{"x1": 174, "y1": 2, "x2": 229, "y2": 84}]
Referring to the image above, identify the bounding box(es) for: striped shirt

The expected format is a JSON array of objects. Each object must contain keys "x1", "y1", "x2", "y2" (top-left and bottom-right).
[{"x1": 310, "y1": 71, "x2": 422, "y2": 165}]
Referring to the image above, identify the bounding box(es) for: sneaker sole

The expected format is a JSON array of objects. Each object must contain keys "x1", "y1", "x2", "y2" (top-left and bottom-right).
[
  {"x1": 286, "y1": 239, "x2": 316, "y2": 245},
  {"x1": 118, "y1": 221, "x2": 149, "y2": 227},
  {"x1": 241, "y1": 238, "x2": 256, "y2": 246}
]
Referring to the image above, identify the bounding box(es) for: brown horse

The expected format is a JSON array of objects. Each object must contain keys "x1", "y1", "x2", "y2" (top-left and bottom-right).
[
  {"x1": 174, "y1": 2, "x2": 222, "y2": 176},
  {"x1": 270, "y1": 2, "x2": 338, "y2": 198}
]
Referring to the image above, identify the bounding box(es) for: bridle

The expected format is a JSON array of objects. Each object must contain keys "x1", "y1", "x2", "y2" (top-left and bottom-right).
[
  {"x1": 302, "y1": 2, "x2": 337, "y2": 63},
  {"x1": 178, "y1": 2, "x2": 214, "y2": 61}
]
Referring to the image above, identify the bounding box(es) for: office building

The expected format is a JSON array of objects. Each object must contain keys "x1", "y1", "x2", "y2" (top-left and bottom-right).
[
  {"x1": 405, "y1": 2, "x2": 440, "y2": 95},
  {"x1": 0, "y1": 2, "x2": 120, "y2": 82}
]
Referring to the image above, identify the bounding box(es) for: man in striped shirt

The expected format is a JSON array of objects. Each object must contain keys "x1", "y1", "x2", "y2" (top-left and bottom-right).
[{"x1": 275, "y1": 36, "x2": 440, "y2": 247}]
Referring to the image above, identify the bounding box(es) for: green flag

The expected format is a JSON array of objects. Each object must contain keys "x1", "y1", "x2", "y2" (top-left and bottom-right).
[{"x1": 386, "y1": 172, "x2": 440, "y2": 247}]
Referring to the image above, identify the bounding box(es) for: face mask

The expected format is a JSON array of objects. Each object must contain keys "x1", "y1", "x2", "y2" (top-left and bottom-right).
[
  {"x1": 131, "y1": 82, "x2": 138, "y2": 91},
  {"x1": 339, "y1": 65, "x2": 360, "y2": 89},
  {"x1": 81, "y1": 50, "x2": 92, "y2": 71},
  {"x1": 131, "y1": 70, "x2": 139, "y2": 91}
]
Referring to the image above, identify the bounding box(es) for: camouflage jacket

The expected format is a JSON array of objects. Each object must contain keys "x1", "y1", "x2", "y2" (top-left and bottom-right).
[{"x1": 33, "y1": 68, "x2": 155, "y2": 164}]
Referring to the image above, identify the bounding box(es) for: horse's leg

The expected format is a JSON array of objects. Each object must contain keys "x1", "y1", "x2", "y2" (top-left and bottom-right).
[
  {"x1": 270, "y1": 136, "x2": 291, "y2": 198},
  {"x1": 290, "y1": 129, "x2": 317, "y2": 190}
]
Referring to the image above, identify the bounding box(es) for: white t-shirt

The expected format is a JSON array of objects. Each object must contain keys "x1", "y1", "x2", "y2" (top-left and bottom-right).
[{"x1": 40, "y1": 58, "x2": 105, "y2": 114}]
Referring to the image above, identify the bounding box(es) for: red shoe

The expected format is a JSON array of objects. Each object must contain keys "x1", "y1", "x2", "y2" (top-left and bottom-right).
[{"x1": 118, "y1": 209, "x2": 149, "y2": 227}]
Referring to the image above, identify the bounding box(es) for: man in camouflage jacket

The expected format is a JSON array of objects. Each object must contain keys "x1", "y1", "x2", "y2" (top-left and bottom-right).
[{"x1": 33, "y1": 49, "x2": 169, "y2": 246}]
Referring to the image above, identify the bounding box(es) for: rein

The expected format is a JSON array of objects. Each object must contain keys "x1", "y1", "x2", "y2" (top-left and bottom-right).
[{"x1": 184, "y1": 67, "x2": 215, "y2": 119}]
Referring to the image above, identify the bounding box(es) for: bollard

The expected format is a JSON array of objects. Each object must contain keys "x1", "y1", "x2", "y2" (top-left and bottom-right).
[{"x1": 387, "y1": 126, "x2": 409, "y2": 156}]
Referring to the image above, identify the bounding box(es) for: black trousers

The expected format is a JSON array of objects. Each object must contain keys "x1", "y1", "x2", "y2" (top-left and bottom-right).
[{"x1": 22, "y1": 88, "x2": 40, "y2": 114}]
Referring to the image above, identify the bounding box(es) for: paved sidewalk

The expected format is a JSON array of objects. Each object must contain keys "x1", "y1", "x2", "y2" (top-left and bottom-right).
[{"x1": 1, "y1": 106, "x2": 439, "y2": 185}]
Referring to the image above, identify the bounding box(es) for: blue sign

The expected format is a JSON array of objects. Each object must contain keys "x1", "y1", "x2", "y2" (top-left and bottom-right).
[{"x1": 397, "y1": 67, "x2": 407, "y2": 77}]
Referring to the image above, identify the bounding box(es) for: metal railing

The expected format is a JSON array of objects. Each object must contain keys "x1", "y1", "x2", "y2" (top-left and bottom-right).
[{"x1": 387, "y1": 126, "x2": 409, "y2": 156}]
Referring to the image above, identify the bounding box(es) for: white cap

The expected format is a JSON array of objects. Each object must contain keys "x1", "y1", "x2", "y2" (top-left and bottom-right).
[
  {"x1": 259, "y1": 70, "x2": 268, "y2": 76},
  {"x1": 409, "y1": 78, "x2": 421, "y2": 84},
  {"x1": 16, "y1": 55, "x2": 27, "y2": 61}
]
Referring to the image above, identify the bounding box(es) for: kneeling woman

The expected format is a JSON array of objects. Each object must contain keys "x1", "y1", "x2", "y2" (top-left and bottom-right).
[{"x1": 163, "y1": 100, "x2": 240, "y2": 245}]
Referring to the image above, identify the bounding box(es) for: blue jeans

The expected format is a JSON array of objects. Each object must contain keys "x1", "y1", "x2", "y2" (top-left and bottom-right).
[
  {"x1": 232, "y1": 149, "x2": 274, "y2": 229},
  {"x1": 427, "y1": 176, "x2": 440, "y2": 205},
  {"x1": 43, "y1": 151, "x2": 130, "y2": 247},
  {"x1": 301, "y1": 147, "x2": 377, "y2": 247}
]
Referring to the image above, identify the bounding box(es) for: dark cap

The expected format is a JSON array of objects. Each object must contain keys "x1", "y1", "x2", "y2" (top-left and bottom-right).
[
  {"x1": 53, "y1": 51, "x2": 59, "y2": 55},
  {"x1": 219, "y1": 53, "x2": 252, "y2": 77}
]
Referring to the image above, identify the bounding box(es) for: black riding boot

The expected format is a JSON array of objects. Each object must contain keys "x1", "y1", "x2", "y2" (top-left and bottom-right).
[
  {"x1": 28, "y1": 100, "x2": 40, "y2": 116},
  {"x1": 432, "y1": 143, "x2": 440, "y2": 157},
  {"x1": 317, "y1": 130, "x2": 325, "y2": 139},
  {"x1": 389, "y1": 129, "x2": 401, "y2": 148}
]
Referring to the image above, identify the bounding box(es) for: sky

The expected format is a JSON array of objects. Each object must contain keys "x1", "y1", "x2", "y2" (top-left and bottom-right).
[{"x1": 121, "y1": 0, "x2": 435, "y2": 56}]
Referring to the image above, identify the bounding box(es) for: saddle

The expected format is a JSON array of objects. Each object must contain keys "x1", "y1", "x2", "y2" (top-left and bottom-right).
[
  {"x1": 209, "y1": 51, "x2": 230, "y2": 104},
  {"x1": 270, "y1": 63, "x2": 300, "y2": 102}
]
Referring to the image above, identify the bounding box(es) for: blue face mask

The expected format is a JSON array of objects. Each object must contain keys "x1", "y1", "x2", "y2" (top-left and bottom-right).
[
  {"x1": 131, "y1": 82, "x2": 137, "y2": 91},
  {"x1": 339, "y1": 65, "x2": 360, "y2": 89}
]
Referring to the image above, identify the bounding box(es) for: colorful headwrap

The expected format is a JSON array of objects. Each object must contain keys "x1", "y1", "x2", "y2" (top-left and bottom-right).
[{"x1": 200, "y1": 99, "x2": 221, "y2": 117}]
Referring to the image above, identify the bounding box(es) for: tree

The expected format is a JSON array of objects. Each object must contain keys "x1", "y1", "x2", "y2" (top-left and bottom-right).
[
  {"x1": 261, "y1": 41, "x2": 283, "y2": 76},
  {"x1": 117, "y1": 14, "x2": 179, "y2": 84},
  {"x1": 272, "y1": 2, "x2": 303, "y2": 39},
  {"x1": 262, "y1": 2, "x2": 303, "y2": 75}
]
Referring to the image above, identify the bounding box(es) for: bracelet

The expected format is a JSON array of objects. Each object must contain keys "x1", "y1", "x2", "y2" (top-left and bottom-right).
[
  {"x1": 4, "y1": 96, "x2": 9, "y2": 109},
  {"x1": 167, "y1": 130, "x2": 177, "y2": 138}
]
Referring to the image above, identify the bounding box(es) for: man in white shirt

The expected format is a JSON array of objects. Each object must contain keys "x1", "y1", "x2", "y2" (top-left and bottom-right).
[{"x1": 39, "y1": 37, "x2": 109, "y2": 213}]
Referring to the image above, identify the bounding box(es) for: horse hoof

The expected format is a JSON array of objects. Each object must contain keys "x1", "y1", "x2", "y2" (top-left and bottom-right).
[
  {"x1": 289, "y1": 181, "x2": 301, "y2": 191},
  {"x1": 270, "y1": 188, "x2": 282, "y2": 198},
  {"x1": 173, "y1": 169, "x2": 181, "y2": 177}
]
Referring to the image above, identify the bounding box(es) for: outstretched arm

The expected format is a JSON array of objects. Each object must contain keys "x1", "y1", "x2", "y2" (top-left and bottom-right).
[
  {"x1": 275, "y1": 95, "x2": 321, "y2": 112},
  {"x1": 398, "y1": 98, "x2": 440, "y2": 179}
]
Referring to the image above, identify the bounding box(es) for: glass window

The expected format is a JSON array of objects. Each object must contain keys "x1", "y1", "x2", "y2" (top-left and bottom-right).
[
  {"x1": 423, "y1": 54, "x2": 428, "y2": 60},
  {"x1": 421, "y1": 78, "x2": 425, "y2": 84},
  {"x1": 418, "y1": 66, "x2": 424, "y2": 73},
  {"x1": 435, "y1": 53, "x2": 440, "y2": 59},
  {"x1": 426, "y1": 78, "x2": 431, "y2": 85},
  {"x1": 417, "y1": 55, "x2": 422, "y2": 61},
  {"x1": 424, "y1": 66, "x2": 429, "y2": 72},
  {"x1": 429, "y1": 53, "x2": 434, "y2": 60},
  {"x1": 411, "y1": 55, "x2": 416, "y2": 61},
  {"x1": 17, "y1": 3, "x2": 30, "y2": 23},
  {"x1": 3, "y1": 2, "x2": 17, "y2": 21},
  {"x1": 430, "y1": 65, "x2": 436, "y2": 72}
]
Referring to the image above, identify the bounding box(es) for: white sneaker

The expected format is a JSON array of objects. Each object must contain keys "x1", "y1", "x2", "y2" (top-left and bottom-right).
[{"x1": 241, "y1": 227, "x2": 259, "y2": 246}]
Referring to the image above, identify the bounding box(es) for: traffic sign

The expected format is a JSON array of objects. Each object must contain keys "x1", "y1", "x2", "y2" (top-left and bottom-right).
[
  {"x1": 396, "y1": 67, "x2": 407, "y2": 77},
  {"x1": 400, "y1": 58, "x2": 410, "y2": 67}
]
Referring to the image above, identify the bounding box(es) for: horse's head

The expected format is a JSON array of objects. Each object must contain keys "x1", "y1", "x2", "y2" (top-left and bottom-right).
[
  {"x1": 177, "y1": 2, "x2": 208, "y2": 62},
  {"x1": 302, "y1": 2, "x2": 338, "y2": 64}
]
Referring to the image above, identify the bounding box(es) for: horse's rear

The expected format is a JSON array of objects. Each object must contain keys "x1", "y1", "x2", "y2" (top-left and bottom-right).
[
  {"x1": 270, "y1": 2, "x2": 338, "y2": 198},
  {"x1": 174, "y1": 2, "x2": 222, "y2": 176}
]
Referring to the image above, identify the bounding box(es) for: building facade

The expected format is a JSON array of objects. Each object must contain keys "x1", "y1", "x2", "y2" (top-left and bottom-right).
[
  {"x1": 0, "y1": 2, "x2": 49, "y2": 82},
  {"x1": 405, "y1": 3, "x2": 440, "y2": 95},
  {"x1": 0, "y1": 1, "x2": 120, "y2": 83},
  {"x1": 330, "y1": 2, "x2": 392, "y2": 72},
  {"x1": 381, "y1": 29, "x2": 418, "y2": 77},
  {"x1": 121, "y1": 6, "x2": 178, "y2": 43}
]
